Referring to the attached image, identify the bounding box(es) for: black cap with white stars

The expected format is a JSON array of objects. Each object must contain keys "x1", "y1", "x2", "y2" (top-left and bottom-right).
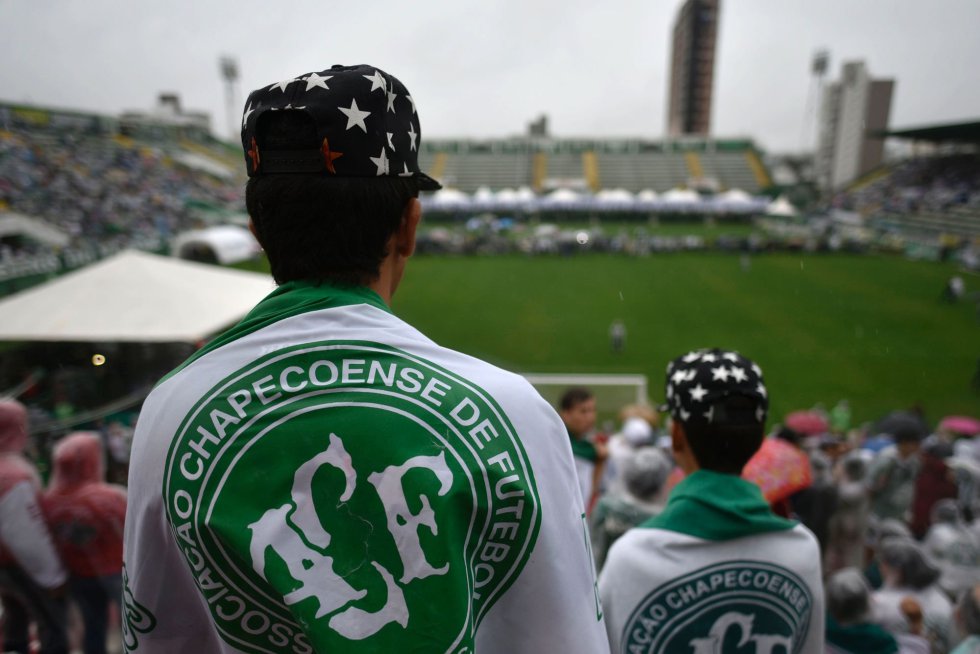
[
  {"x1": 241, "y1": 64, "x2": 441, "y2": 190},
  {"x1": 663, "y1": 348, "x2": 768, "y2": 427}
]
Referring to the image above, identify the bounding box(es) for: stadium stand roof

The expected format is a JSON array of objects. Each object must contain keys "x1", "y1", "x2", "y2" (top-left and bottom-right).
[
  {"x1": 872, "y1": 119, "x2": 980, "y2": 142},
  {"x1": 0, "y1": 250, "x2": 273, "y2": 342}
]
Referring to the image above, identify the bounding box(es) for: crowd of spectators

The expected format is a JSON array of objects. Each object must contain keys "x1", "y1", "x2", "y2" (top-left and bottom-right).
[
  {"x1": 837, "y1": 154, "x2": 980, "y2": 217},
  {"x1": 563, "y1": 384, "x2": 980, "y2": 653},
  {"x1": 0, "y1": 126, "x2": 242, "y2": 274}
]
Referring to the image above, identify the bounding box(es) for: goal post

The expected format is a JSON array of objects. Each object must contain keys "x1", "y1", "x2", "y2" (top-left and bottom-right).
[{"x1": 520, "y1": 373, "x2": 652, "y2": 425}]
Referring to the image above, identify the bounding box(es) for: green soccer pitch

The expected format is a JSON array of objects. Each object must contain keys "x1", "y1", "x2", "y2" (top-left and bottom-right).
[{"x1": 239, "y1": 253, "x2": 978, "y2": 428}]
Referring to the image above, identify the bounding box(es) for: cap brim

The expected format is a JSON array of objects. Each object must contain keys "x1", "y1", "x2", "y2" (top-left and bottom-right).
[{"x1": 418, "y1": 172, "x2": 442, "y2": 191}]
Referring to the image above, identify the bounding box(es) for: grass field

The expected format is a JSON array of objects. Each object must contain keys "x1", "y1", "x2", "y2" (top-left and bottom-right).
[{"x1": 240, "y1": 253, "x2": 979, "y2": 428}]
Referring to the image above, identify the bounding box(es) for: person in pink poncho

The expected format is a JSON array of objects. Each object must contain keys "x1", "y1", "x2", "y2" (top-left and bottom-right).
[
  {"x1": 0, "y1": 399, "x2": 69, "y2": 654},
  {"x1": 42, "y1": 431, "x2": 126, "y2": 654}
]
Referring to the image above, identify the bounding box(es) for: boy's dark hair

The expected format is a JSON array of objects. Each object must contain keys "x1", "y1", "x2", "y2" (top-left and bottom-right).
[
  {"x1": 680, "y1": 395, "x2": 764, "y2": 474},
  {"x1": 559, "y1": 387, "x2": 594, "y2": 412},
  {"x1": 245, "y1": 111, "x2": 419, "y2": 286}
]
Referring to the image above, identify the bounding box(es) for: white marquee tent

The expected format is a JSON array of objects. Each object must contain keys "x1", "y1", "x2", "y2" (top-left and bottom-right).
[
  {"x1": 0, "y1": 250, "x2": 275, "y2": 343},
  {"x1": 172, "y1": 225, "x2": 260, "y2": 265}
]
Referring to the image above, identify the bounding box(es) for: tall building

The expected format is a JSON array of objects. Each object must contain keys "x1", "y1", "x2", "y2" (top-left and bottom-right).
[
  {"x1": 816, "y1": 61, "x2": 894, "y2": 190},
  {"x1": 667, "y1": 0, "x2": 720, "y2": 138}
]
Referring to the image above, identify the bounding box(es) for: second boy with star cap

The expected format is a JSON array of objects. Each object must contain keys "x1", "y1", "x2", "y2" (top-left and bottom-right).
[
  {"x1": 123, "y1": 65, "x2": 610, "y2": 654},
  {"x1": 598, "y1": 348, "x2": 825, "y2": 653}
]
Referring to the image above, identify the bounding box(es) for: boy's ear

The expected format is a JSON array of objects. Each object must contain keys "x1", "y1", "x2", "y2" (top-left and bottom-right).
[
  {"x1": 396, "y1": 198, "x2": 421, "y2": 257},
  {"x1": 671, "y1": 420, "x2": 697, "y2": 474}
]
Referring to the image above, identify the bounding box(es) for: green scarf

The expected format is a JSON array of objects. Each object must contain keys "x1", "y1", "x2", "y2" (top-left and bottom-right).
[
  {"x1": 642, "y1": 470, "x2": 795, "y2": 540},
  {"x1": 825, "y1": 616, "x2": 898, "y2": 654},
  {"x1": 159, "y1": 281, "x2": 389, "y2": 385},
  {"x1": 568, "y1": 432, "x2": 598, "y2": 462}
]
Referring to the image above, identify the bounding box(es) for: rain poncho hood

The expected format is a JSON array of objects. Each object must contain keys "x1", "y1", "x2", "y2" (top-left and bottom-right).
[
  {"x1": 42, "y1": 432, "x2": 125, "y2": 577},
  {"x1": 48, "y1": 431, "x2": 104, "y2": 493},
  {"x1": 0, "y1": 399, "x2": 39, "y2": 495},
  {"x1": 0, "y1": 400, "x2": 66, "y2": 588},
  {"x1": 0, "y1": 400, "x2": 28, "y2": 454}
]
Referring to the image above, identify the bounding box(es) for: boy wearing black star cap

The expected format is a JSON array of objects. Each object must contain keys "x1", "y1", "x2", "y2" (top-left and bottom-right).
[
  {"x1": 123, "y1": 65, "x2": 609, "y2": 654},
  {"x1": 598, "y1": 348, "x2": 825, "y2": 653}
]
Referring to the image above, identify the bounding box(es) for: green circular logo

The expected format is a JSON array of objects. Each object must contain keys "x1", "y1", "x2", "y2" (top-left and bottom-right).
[
  {"x1": 164, "y1": 342, "x2": 540, "y2": 653},
  {"x1": 622, "y1": 561, "x2": 813, "y2": 654}
]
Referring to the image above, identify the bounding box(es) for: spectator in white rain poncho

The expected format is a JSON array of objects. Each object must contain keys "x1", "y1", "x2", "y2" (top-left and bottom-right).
[
  {"x1": 869, "y1": 429, "x2": 923, "y2": 523},
  {"x1": 826, "y1": 452, "x2": 872, "y2": 573},
  {"x1": 872, "y1": 537, "x2": 954, "y2": 653},
  {"x1": 923, "y1": 499, "x2": 980, "y2": 599},
  {"x1": 590, "y1": 446, "x2": 671, "y2": 571},
  {"x1": 602, "y1": 406, "x2": 657, "y2": 496}
]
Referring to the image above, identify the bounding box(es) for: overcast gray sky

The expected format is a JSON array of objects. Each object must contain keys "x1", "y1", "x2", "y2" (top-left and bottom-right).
[{"x1": 1, "y1": 0, "x2": 978, "y2": 153}]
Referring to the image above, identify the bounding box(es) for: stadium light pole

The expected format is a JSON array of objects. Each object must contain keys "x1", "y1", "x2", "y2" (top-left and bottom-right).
[
  {"x1": 801, "y1": 49, "x2": 829, "y2": 154},
  {"x1": 220, "y1": 57, "x2": 240, "y2": 143}
]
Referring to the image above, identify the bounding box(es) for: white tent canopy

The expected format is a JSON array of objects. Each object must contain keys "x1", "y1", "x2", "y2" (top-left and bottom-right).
[
  {"x1": 0, "y1": 250, "x2": 275, "y2": 342},
  {"x1": 172, "y1": 225, "x2": 260, "y2": 265},
  {"x1": 595, "y1": 188, "x2": 635, "y2": 204},
  {"x1": 766, "y1": 196, "x2": 799, "y2": 217},
  {"x1": 542, "y1": 188, "x2": 582, "y2": 204},
  {"x1": 0, "y1": 212, "x2": 71, "y2": 248},
  {"x1": 718, "y1": 188, "x2": 753, "y2": 204},
  {"x1": 662, "y1": 188, "x2": 701, "y2": 203}
]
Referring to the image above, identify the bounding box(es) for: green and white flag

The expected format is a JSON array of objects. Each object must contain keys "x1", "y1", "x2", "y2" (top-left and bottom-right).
[
  {"x1": 598, "y1": 471, "x2": 825, "y2": 654},
  {"x1": 123, "y1": 282, "x2": 609, "y2": 654}
]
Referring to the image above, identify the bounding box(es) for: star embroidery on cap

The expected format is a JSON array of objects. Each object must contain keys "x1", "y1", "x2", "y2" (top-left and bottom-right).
[
  {"x1": 682, "y1": 352, "x2": 701, "y2": 364},
  {"x1": 268, "y1": 78, "x2": 298, "y2": 93},
  {"x1": 247, "y1": 137, "x2": 260, "y2": 173},
  {"x1": 751, "y1": 363, "x2": 762, "y2": 377},
  {"x1": 363, "y1": 70, "x2": 387, "y2": 93},
  {"x1": 756, "y1": 382, "x2": 767, "y2": 398},
  {"x1": 684, "y1": 369, "x2": 698, "y2": 382},
  {"x1": 242, "y1": 102, "x2": 255, "y2": 128},
  {"x1": 756, "y1": 406, "x2": 767, "y2": 423},
  {"x1": 666, "y1": 385, "x2": 673, "y2": 399},
  {"x1": 680, "y1": 408, "x2": 691, "y2": 422},
  {"x1": 711, "y1": 366, "x2": 730, "y2": 382},
  {"x1": 386, "y1": 89, "x2": 397, "y2": 113},
  {"x1": 722, "y1": 352, "x2": 740, "y2": 362},
  {"x1": 303, "y1": 72, "x2": 332, "y2": 91},
  {"x1": 671, "y1": 370, "x2": 688, "y2": 385},
  {"x1": 704, "y1": 406, "x2": 715, "y2": 423},
  {"x1": 338, "y1": 98, "x2": 371, "y2": 133},
  {"x1": 398, "y1": 162, "x2": 413, "y2": 177},
  {"x1": 689, "y1": 384, "x2": 708, "y2": 402},
  {"x1": 701, "y1": 353, "x2": 717, "y2": 363},
  {"x1": 730, "y1": 366, "x2": 748, "y2": 383},
  {"x1": 370, "y1": 147, "x2": 389, "y2": 175},
  {"x1": 387, "y1": 132, "x2": 395, "y2": 149},
  {"x1": 407, "y1": 123, "x2": 418, "y2": 151},
  {"x1": 321, "y1": 137, "x2": 343, "y2": 174},
  {"x1": 405, "y1": 94, "x2": 417, "y2": 114}
]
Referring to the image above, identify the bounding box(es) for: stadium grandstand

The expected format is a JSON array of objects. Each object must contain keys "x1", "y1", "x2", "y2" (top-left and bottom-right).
[
  {"x1": 837, "y1": 119, "x2": 980, "y2": 245},
  {"x1": 0, "y1": 100, "x2": 246, "y2": 288},
  {"x1": 418, "y1": 136, "x2": 771, "y2": 194}
]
